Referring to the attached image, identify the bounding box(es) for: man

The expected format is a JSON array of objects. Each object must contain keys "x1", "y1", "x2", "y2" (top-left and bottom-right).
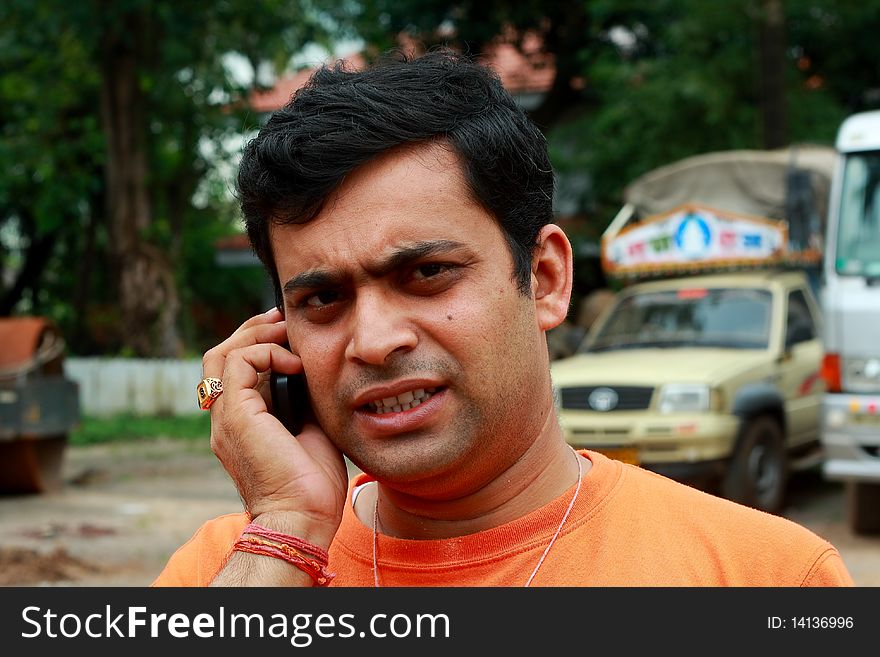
[{"x1": 155, "y1": 52, "x2": 852, "y2": 586}]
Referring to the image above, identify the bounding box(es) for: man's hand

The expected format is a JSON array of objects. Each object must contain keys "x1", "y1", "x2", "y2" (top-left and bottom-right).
[{"x1": 201, "y1": 308, "x2": 349, "y2": 584}]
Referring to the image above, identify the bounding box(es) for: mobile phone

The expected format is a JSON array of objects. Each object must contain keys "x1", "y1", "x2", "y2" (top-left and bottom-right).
[{"x1": 269, "y1": 371, "x2": 309, "y2": 435}]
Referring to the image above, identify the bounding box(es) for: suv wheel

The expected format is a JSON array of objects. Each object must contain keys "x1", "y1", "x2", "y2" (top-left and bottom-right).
[
  {"x1": 847, "y1": 482, "x2": 880, "y2": 534},
  {"x1": 722, "y1": 416, "x2": 788, "y2": 514}
]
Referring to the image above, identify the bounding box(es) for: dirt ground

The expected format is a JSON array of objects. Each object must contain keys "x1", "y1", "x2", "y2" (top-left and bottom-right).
[
  {"x1": 0, "y1": 439, "x2": 878, "y2": 586},
  {"x1": 0, "y1": 439, "x2": 244, "y2": 586}
]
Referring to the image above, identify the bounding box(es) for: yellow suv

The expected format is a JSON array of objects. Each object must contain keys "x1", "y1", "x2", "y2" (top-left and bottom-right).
[{"x1": 551, "y1": 269, "x2": 824, "y2": 514}]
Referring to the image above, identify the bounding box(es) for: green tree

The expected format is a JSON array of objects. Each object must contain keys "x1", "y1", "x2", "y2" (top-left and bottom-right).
[
  {"x1": 1, "y1": 0, "x2": 352, "y2": 356},
  {"x1": 354, "y1": 0, "x2": 880, "y2": 227},
  {"x1": 0, "y1": 2, "x2": 104, "y2": 327},
  {"x1": 570, "y1": 0, "x2": 877, "y2": 223}
]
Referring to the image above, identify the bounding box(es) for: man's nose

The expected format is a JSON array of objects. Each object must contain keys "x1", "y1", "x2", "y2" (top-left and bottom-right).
[{"x1": 344, "y1": 290, "x2": 418, "y2": 365}]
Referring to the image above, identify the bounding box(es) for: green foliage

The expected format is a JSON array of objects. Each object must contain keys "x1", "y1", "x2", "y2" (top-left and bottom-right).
[
  {"x1": 546, "y1": 0, "x2": 880, "y2": 228},
  {"x1": 570, "y1": 0, "x2": 764, "y2": 220},
  {"x1": 0, "y1": 0, "x2": 355, "y2": 354},
  {"x1": 358, "y1": 0, "x2": 880, "y2": 219},
  {"x1": 787, "y1": 0, "x2": 880, "y2": 115},
  {"x1": 0, "y1": 2, "x2": 103, "y2": 245},
  {"x1": 5, "y1": 0, "x2": 880, "y2": 352},
  {"x1": 71, "y1": 413, "x2": 212, "y2": 445}
]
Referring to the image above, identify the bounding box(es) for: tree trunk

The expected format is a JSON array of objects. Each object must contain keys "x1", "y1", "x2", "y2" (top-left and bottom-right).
[
  {"x1": 99, "y1": 10, "x2": 182, "y2": 357},
  {"x1": 70, "y1": 186, "x2": 100, "y2": 353},
  {"x1": 759, "y1": 0, "x2": 787, "y2": 149}
]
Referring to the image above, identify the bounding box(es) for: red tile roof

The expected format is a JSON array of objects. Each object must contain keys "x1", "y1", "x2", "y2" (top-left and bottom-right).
[
  {"x1": 215, "y1": 234, "x2": 252, "y2": 251},
  {"x1": 248, "y1": 52, "x2": 369, "y2": 113},
  {"x1": 478, "y1": 32, "x2": 555, "y2": 95},
  {"x1": 247, "y1": 36, "x2": 554, "y2": 113}
]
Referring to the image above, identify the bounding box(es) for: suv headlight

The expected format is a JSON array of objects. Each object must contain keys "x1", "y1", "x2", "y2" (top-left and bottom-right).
[{"x1": 658, "y1": 384, "x2": 711, "y2": 413}]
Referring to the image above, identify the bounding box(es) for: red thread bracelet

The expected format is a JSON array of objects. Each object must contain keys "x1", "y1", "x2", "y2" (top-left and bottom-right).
[
  {"x1": 242, "y1": 522, "x2": 330, "y2": 562},
  {"x1": 234, "y1": 524, "x2": 335, "y2": 586}
]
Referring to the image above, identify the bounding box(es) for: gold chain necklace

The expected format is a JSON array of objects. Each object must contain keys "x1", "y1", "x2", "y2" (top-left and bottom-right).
[{"x1": 372, "y1": 448, "x2": 583, "y2": 587}]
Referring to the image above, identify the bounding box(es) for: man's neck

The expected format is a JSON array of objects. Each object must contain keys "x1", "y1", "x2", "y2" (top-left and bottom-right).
[{"x1": 354, "y1": 414, "x2": 590, "y2": 540}]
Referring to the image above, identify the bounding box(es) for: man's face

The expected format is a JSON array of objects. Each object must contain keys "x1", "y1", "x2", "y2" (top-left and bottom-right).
[{"x1": 270, "y1": 144, "x2": 553, "y2": 499}]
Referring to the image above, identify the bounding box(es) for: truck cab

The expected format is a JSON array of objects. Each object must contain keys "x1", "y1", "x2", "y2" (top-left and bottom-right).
[{"x1": 820, "y1": 110, "x2": 880, "y2": 533}]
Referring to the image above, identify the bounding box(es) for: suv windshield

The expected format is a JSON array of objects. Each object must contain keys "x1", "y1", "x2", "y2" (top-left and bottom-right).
[
  {"x1": 836, "y1": 150, "x2": 880, "y2": 277},
  {"x1": 584, "y1": 287, "x2": 773, "y2": 352}
]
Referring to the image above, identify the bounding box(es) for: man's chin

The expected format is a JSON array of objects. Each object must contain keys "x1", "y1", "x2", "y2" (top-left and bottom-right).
[{"x1": 342, "y1": 440, "x2": 463, "y2": 486}]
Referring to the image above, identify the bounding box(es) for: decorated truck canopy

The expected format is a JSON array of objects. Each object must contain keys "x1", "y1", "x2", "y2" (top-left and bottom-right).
[{"x1": 601, "y1": 146, "x2": 836, "y2": 280}]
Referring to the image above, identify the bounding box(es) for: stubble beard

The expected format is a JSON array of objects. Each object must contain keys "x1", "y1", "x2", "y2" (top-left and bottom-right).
[{"x1": 322, "y1": 348, "x2": 537, "y2": 499}]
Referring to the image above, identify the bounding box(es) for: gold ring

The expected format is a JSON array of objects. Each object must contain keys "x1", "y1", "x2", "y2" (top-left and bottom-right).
[{"x1": 197, "y1": 377, "x2": 223, "y2": 410}]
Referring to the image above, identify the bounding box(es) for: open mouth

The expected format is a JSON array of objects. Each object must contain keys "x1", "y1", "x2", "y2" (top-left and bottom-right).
[{"x1": 364, "y1": 387, "x2": 442, "y2": 414}]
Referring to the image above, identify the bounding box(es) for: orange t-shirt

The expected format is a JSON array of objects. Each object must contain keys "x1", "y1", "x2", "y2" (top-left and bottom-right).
[{"x1": 152, "y1": 451, "x2": 853, "y2": 587}]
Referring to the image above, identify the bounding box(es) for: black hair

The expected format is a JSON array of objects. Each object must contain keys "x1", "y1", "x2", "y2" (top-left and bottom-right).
[{"x1": 236, "y1": 50, "x2": 555, "y2": 306}]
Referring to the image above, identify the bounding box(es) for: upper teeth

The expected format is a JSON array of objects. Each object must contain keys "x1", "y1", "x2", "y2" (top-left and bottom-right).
[{"x1": 370, "y1": 388, "x2": 436, "y2": 414}]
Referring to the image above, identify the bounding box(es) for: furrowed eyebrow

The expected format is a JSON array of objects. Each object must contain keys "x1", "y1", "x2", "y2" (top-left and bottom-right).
[
  {"x1": 371, "y1": 240, "x2": 467, "y2": 277},
  {"x1": 281, "y1": 239, "x2": 468, "y2": 296},
  {"x1": 282, "y1": 270, "x2": 343, "y2": 296}
]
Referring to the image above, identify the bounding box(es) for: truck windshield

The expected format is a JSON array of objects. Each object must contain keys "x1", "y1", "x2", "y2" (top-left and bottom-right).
[
  {"x1": 835, "y1": 150, "x2": 880, "y2": 277},
  {"x1": 584, "y1": 288, "x2": 773, "y2": 352}
]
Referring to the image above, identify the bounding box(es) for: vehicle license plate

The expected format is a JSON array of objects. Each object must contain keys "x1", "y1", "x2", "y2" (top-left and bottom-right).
[
  {"x1": 852, "y1": 413, "x2": 880, "y2": 426},
  {"x1": 594, "y1": 447, "x2": 640, "y2": 465}
]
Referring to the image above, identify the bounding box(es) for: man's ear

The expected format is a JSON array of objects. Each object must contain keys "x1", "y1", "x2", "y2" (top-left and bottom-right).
[{"x1": 531, "y1": 224, "x2": 573, "y2": 331}]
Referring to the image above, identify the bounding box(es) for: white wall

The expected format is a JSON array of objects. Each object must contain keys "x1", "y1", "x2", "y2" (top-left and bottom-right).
[{"x1": 65, "y1": 358, "x2": 204, "y2": 417}]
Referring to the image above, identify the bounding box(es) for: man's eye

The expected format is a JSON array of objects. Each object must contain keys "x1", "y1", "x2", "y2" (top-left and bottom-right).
[
  {"x1": 305, "y1": 290, "x2": 341, "y2": 308},
  {"x1": 414, "y1": 263, "x2": 450, "y2": 279}
]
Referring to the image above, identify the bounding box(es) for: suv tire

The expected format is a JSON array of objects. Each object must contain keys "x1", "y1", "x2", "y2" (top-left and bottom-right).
[
  {"x1": 847, "y1": 482, "x2": 880, "y2": 534},
  {"x1": 722, "y1": 415, "x2": 788, "y2": 514}
]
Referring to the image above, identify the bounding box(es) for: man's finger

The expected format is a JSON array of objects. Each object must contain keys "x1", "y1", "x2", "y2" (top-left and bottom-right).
[
  {"x1": 201, "y1": 319, "x2": 288, "y2": 379},
  {"x1": 234, "y1": 307, "x2": 283, "y2": 333},
  {"x1": 222, "y1": 343, "x2": 303, "y2": 401}
]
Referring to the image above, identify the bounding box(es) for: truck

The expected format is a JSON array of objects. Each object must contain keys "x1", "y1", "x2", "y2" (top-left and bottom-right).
[
  {"x1": 0, "y1": 316, "x2": 80, "y2": 493},
  {"x1": 550, "y1": 146, "x2": 835, "y2": 515},
  {"x1": 820, "y1": 110, "x2": 880, "y2": 534}
]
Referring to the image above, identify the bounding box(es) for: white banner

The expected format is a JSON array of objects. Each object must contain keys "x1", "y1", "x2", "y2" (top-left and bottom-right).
[{"x1": 602, "y1": 204, "x2": 788, "y2": 276}]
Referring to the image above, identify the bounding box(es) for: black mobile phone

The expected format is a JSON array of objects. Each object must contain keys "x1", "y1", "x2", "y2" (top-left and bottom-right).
[{"x1": 269, "y1": 371, "x2": 309, "y2": 435}]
